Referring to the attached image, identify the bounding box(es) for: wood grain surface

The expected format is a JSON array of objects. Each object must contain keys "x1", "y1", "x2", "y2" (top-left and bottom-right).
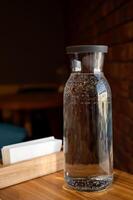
[
  {"x1": 0, "y1": 170, "x2": 132, "y2": 200},
  {"x1": 0, "y1": 151, "x2": 64, "y2": 189}
]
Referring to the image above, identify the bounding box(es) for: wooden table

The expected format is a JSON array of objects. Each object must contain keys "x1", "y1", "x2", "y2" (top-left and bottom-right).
[
  {"x1": 0, "y1": 93, "x2": 63, "y2": 110},
  {"x1": 0, "y1": 92, "x2": 63, "y2": 137},
  {"x1": 0, "y1": 170, "x2": 132, "y2": 200}
]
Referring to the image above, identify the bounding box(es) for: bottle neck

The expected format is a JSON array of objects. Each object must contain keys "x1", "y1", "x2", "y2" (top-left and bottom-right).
[{"x1": 70, "y1": 52, "x2": 104, "y2": 73}]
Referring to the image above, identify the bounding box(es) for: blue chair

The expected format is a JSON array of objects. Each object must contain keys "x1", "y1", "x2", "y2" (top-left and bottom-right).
[{"x1": 0, "y1": 123, "x2": 27, "y2": 149}]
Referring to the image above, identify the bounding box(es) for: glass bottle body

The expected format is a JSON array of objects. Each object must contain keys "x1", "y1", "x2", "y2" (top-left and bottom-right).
[{"x1": 64, "y1": 49, "x2": 113, "y2": 191}]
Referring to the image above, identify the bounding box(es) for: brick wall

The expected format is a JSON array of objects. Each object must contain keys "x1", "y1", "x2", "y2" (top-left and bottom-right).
[{"x1": 66, "y1": 0, "x2": 133, "y2": 173}]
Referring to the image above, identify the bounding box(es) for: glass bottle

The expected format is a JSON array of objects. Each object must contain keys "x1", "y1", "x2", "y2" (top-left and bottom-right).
[{"x1": 63, "y1": 45, "x2": 113, "y2": 191}]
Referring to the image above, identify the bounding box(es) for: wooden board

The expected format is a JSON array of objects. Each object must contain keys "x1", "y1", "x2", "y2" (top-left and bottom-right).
[
  {"x1": 0, "y1": 151, "x2": 64, "y2": 189},
  {"x1": 0, "y1": 93, "x2": 63, "y2": 110},
  {"x1": 0, "y1": 170, "x2": 132, "y2": 200}
]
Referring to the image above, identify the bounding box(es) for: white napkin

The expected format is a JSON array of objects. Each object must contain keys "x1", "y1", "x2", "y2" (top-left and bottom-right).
[{"x1": 1, "y1": 136, "x2": 62, "y2": 165}]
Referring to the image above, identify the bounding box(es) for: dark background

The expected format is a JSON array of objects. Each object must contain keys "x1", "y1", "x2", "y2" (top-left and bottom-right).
[
  {"x1": 0, "y1": 0, "x2": 132, "y2": 173},
  {"x1": 0, "y1": 0, "x2": 65, "y2": 84}
]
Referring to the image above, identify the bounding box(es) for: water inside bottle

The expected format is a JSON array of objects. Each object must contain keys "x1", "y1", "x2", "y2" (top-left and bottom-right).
[{"x1": 64, "y1": 73, "x2": 113, "y2": 191}]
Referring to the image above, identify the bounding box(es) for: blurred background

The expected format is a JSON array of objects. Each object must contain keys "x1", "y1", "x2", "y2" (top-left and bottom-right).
[{"x1": 0, "y1": 0, "x2": 132, "y2": 173}]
